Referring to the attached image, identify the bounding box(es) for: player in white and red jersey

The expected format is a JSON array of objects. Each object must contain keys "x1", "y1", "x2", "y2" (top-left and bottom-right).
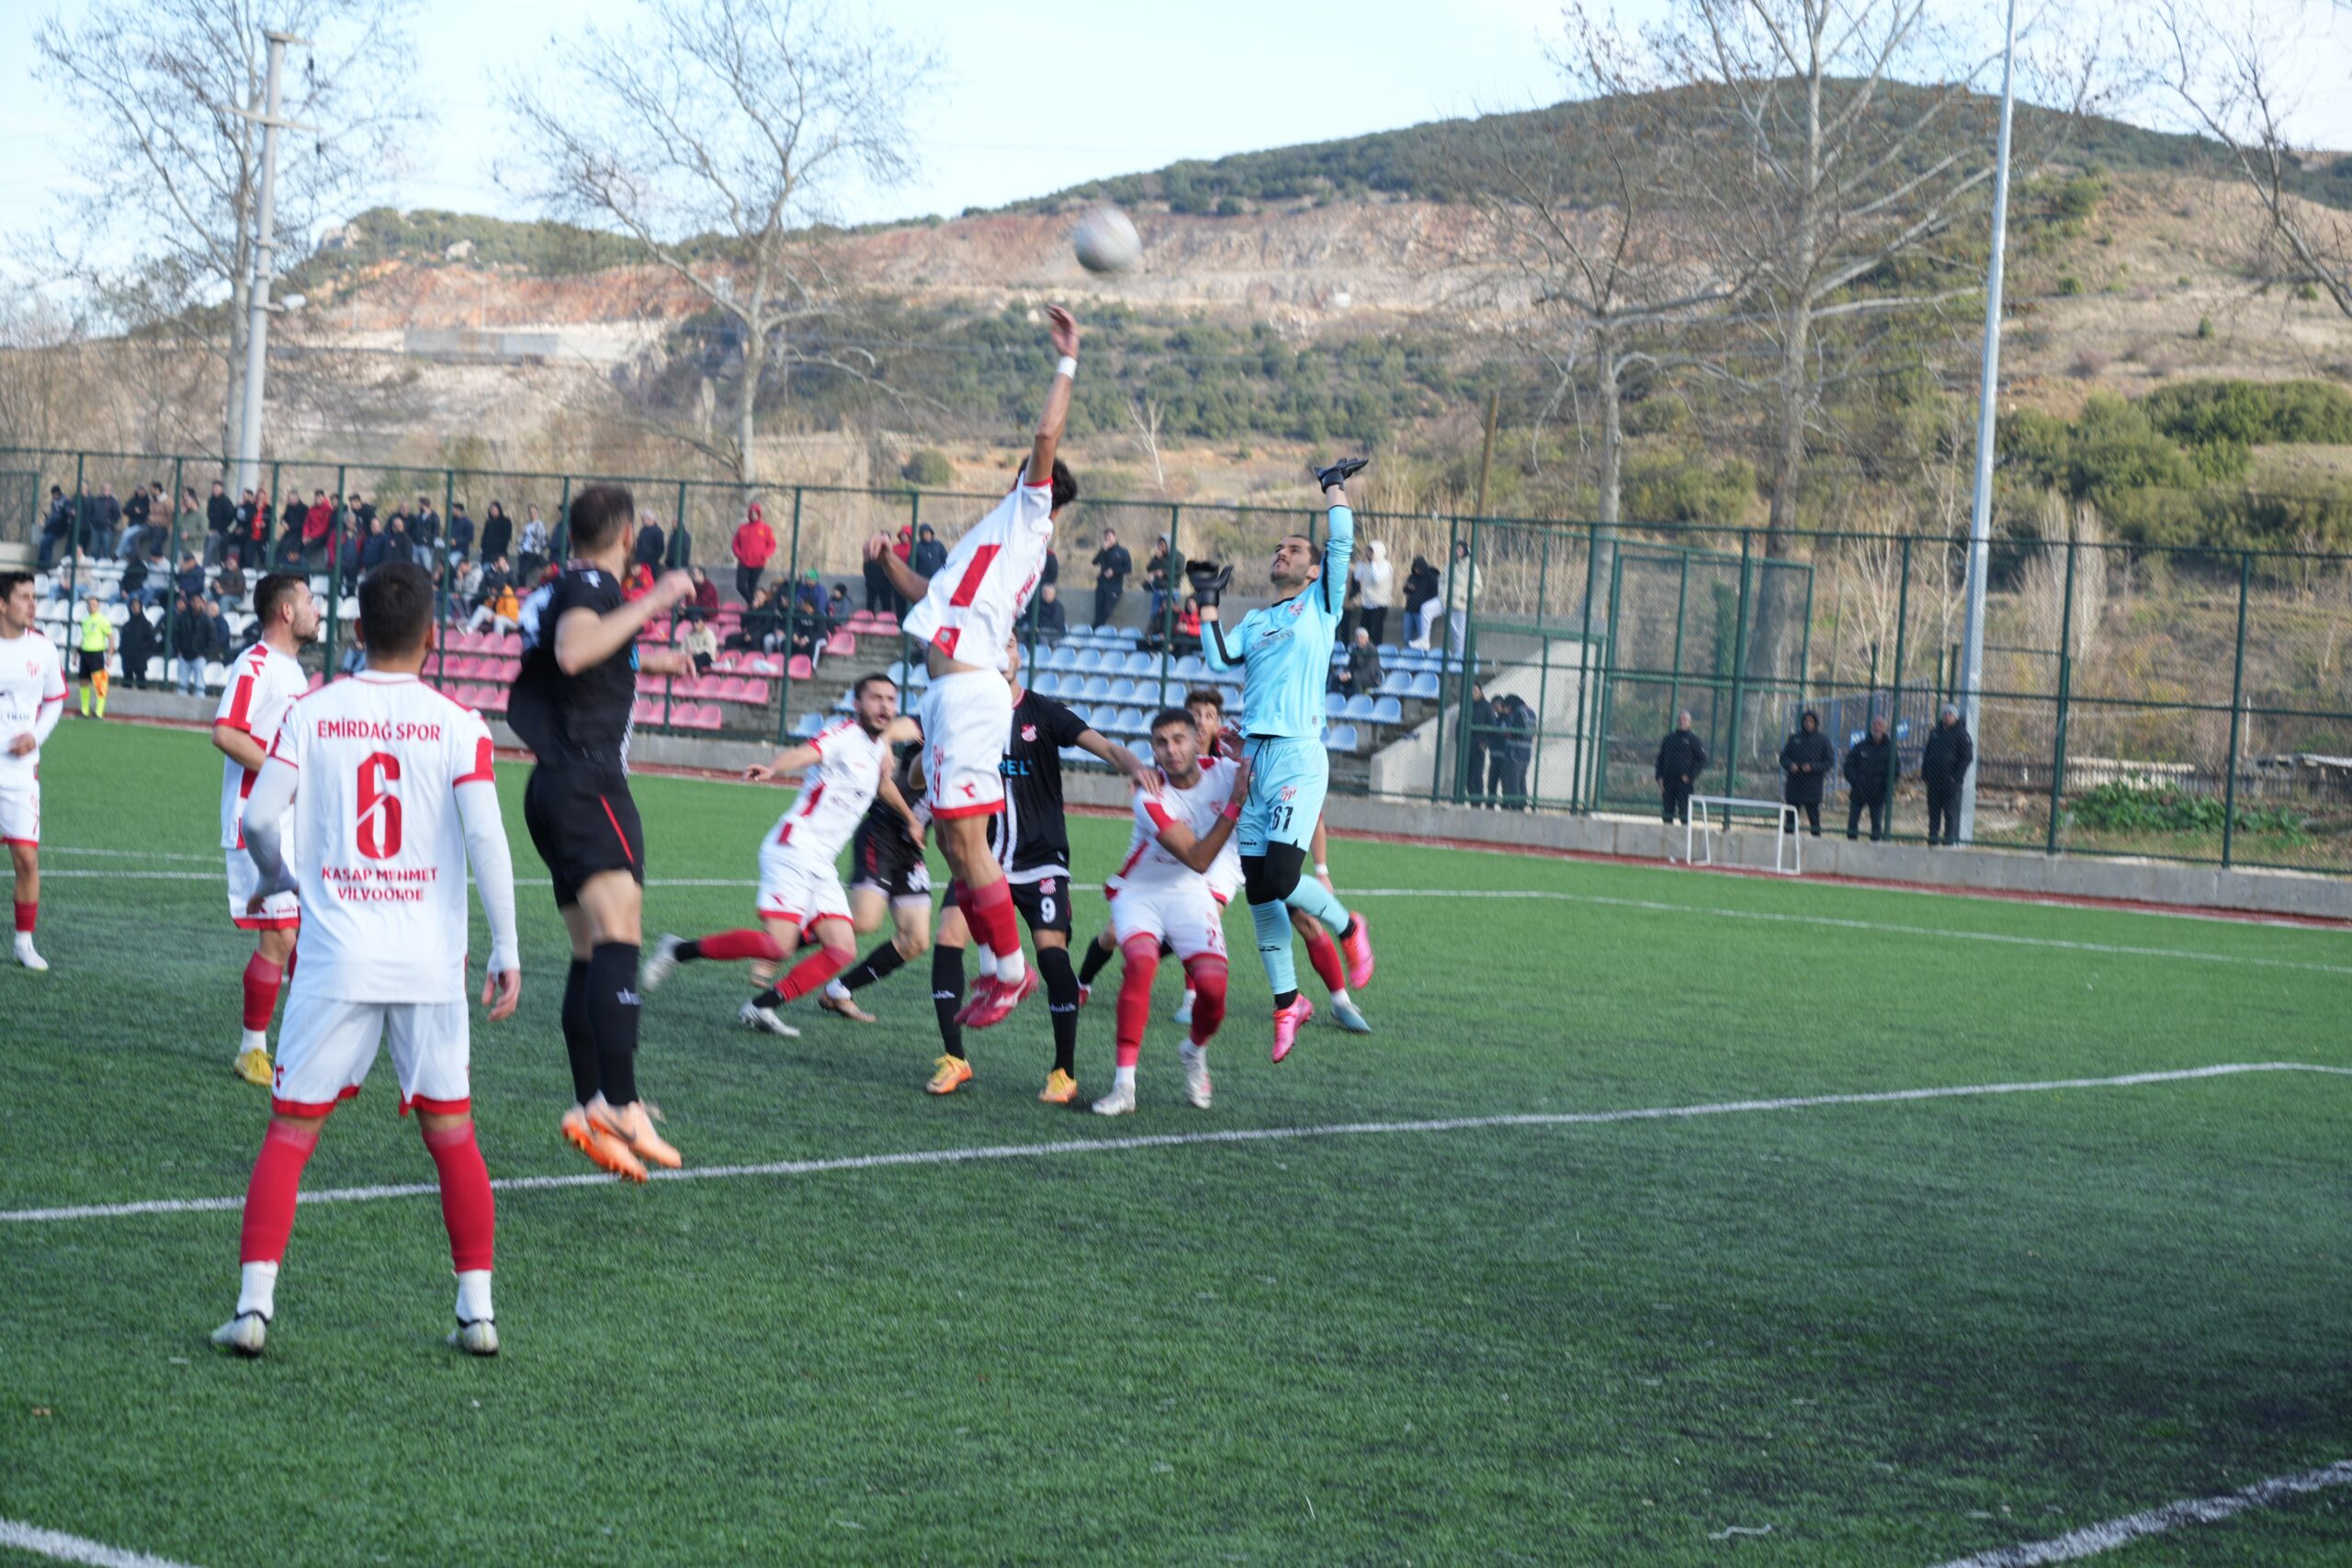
[
  {"x1": 209, "y1": 572, "x2": 322, "y2": 1086},
  {"x1": 1091, "y1": 708, "x2": 1251, "y2": 1117},
  {"x1": 0, "y1": 571, "x2": 64, "y2": 972},
  {"x1": 210, "y1": 562, "x2": 520, "y2": 1360},
  {"x1": 639, "y1": 671, "x2": 922, "y2": 1034},
  {"x1": 866, "y1": 304, "x2": 1080, "y2": 1032}
]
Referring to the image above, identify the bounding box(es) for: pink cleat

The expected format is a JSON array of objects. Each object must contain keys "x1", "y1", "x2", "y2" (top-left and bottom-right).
[
  {"x1": 1270, "y1": 994, "x2": 1316, "y2": 1063},
  {"x1": 1340, "y1": 914, "x2": 1374, "y2": 990},
  {"x1": 961, "y1": 966, "x2": 1041, "y2": 1031}
]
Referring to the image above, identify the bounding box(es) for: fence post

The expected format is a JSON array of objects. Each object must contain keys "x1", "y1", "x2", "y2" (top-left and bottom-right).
[
  {"x1": 62, "y1": 453, "x2": 83, "y2": 635},
  {"x1": 1722, "y1": 532, "x2": 1754, "y2": 800},
  {"x1": 2045, "y1": 533, "x2": 2077, "y2": 855},
  {"x1": 553, "y1": 477, "x2": 571, "y2": 563},
  {"x1": 164, "y1": 455, "x2": 185, "y2": 689},
  {"x1": 675, "y1": 480, "x2": 689, "y2": 570},
  {"x1": 1569, "y1": 521, "x2": 1600, "y2": 812},
  {"x1": 1157, "y1": 502, "x2": 1180, "y2": 713},
  {"x1": 1886, "y1": 536, "x2": 1913, "y2": 834},
  {"x1": 1666, "y1": 548, "x2": 1690, "y2": 738},
  {"x1": 437, "y1": 468, "x2": 455, "y2": 691},
  {"x1": 1431, "y1": 514, "x2": 1460, "y2": 802},
  {"x1": 1531, "y1": 529, "x2": 1551, "y2": 807},
  {"x1": 1458, "y1": 517, "x2": 1483, "y2": 804},
  {"x1": 2222, "y1": 551, "x2": 2251, "y2": 869},
  {"x1": 775, "y1": 489, "x2": 803, "y2": 744},
  {"x1": 1591, "y1": 546, "x2": 1627, "y2": 809}
]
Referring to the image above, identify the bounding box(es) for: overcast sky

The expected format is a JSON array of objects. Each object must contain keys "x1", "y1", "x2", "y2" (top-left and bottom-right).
[{"x1": 2, "y1": 0, "x2": 2350, "y2": 254}]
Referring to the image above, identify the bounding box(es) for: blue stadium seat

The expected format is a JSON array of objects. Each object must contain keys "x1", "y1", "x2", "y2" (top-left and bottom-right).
[
  {"x1": 1408, "y1": 672, "x2": 1441, "y2": 700},
  {"x1": 1325, "y1": 691, "x2": 1347, "y2": 716},
  {"x1": 1107, "y1": 676, "x2": 1136, "y2": 703},
  {"x1": 1371, "y1": 696, "x2": 1404, "y2": 725},
  {"x1": 1342, "y1": 694, "x2": 1374, "y2": 720},
  {"x1": 1377, "y1": 643, "x2": 1399, "y2": 661},
  {"x1": 1173, "y1": 654, "x2": 1206, "y2": 678},
  {"x1": 1122, "y1": 651, "x2": 1153, "y2": 675},
  {"x1": 1324, "y1": 724, "x2": 1359, "y2": 750},
  {"x1": 793, "y1": 710, "x2": 827, "y2": 738},
  {"x1": 1082, "y1": 674, "x2": 1113, "y2": 699},
  {"x1": 1378, "y1": 671, "x2": 1413, "y2": 696},
  {"x1": 1114, "y1": 705, "x2": 1145, "y2": 732}
]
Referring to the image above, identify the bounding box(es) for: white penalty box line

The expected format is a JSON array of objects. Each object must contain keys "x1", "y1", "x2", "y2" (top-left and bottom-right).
[
  {"x1": 1928, "y1": 1458, "x2": 2352, "y2": 1566},
  {"x1": 4, "y1": 1062, "x2": 2345, "y2": 1228}
]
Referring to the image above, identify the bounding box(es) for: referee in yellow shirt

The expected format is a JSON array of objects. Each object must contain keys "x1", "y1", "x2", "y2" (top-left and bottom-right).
[{"x1": 75, "y1": 594, "x2": 115, "y2": 719}]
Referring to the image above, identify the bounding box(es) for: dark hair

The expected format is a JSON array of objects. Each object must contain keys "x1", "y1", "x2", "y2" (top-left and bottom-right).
[
  {"x1": 252, "y1": 572, "x2": 304, "y2": 630},
  {"x1": 0, "y1": 570, "x2": 31, "y2": 601},
  {"x1": 1184, "y1": 687, "x2": 1224, "y2": 715},
  {"x1": 1150, "y1": 706, "x2": 1194, "y2": 737},
  {"x1": 851, "y1": 671, "x2": 898, "y2": 702},
  {"x1": 568, "y1": 483, "x2": 636, "y2": 553},
  {"x1": 1049, "y1": 457, "x2": 1078, "y2": 513},
  {"x1": 358, "y1": 561, "x2": 435, "y2": 659}
]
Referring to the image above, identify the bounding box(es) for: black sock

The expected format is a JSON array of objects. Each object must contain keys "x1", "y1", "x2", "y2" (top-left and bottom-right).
[
  {"x1": 1274, "y1": 987, "x2": 1300, "y2": 1011},
  {"x1": 842, "y1": 939, "x2": 907, "y2": 993},
  {"x1": 673, "y1": 938, "x2": 704, "y2": 964},
  {"x1": 1077, "y1": 933, "x2": 1115, "y2": 987},
  {"x1": 1039, "y1": 945, "x2": 1080, "y2": 1077},
  {"x1": 1336, "y1": 916, "x2": 1356, "y2": 941},
  {"x1": 751, "y1": 983, "x2": 785, "y2": 1010},
  {"x1": 932, "y1": 942, "x2": 967, "y2": 1060},
  {"x1": 561, "y1": 957, "x2": 598, "y2": 1104},
  {"x1": 587, "y1": 942, "x2": 640, "y2": 1106}
]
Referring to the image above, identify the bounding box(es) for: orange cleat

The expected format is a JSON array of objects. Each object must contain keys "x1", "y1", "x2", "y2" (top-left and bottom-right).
[
  {"x1": 1340, "y1": 914, "x2": 1374, "y2": 990},
  {"x1": 590, "y1": 1098, "x2": 681, "y2": 1170},
  {"x1": 561, "y1": 1104, "x2": 647, "y2": 1183},
  {"x1": 1038, "y1": 1068, "x2": 1080, "y2": 1106},
  {"x1": 926, "y1": 1054, "x2": 975, "y2": 1096}
]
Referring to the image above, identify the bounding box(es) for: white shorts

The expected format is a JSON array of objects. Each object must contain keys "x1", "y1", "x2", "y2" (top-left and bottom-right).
[
  {"x1": 1108, "y1": 878, "x2": 1228, "y2": 962},
  {"x1": 918, "y1": 669, "x2": 1011, "y2": 822},
  {"x1": 226, "y1": 848, "x2": 301, "y2": 931},
  {"x1": 0, "y1": 784, "x2": 37, "y2": 848},
  {"x1": 755, "y1": 851, "x2": 854, "y2": 938},
  {"x1": 270, "y1": 984, "x2": 470, "y2": 1117}
]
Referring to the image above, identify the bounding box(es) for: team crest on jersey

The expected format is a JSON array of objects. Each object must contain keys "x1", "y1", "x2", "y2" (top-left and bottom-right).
[
  {"x1": 1285, "y1": 597, "x2": 1306, "y2": 618},
  {"x1": 1280, "y1": 785, "x2": 1298, "y2": 802},
  {"x1": 1040, "y1": 877, "x2": 1057, "y2": 895},
  {"x1": 1021, "y1": 723, "x2": 1037, "y2": 742}
]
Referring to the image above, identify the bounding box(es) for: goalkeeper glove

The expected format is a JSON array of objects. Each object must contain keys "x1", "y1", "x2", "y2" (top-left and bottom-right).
[{"x1": 1185, "y1": 559, "x2": 1233, "y2": 609}]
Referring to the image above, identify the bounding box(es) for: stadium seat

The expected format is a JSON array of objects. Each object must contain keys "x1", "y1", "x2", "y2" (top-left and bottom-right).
[
  {"x1": 793, "y1": 710, "x2": 826, "y2": 738},
  {"x1": 833, "y1": 691, "x2": 855, "y2": 712},
  {"x1": 1121, "y1": 651, "x2": 1153, "y2": 675},
  {"x1": 1377, "y1": 643, "x2": 1399, "y2": 661},
  {"x1": 1371, "y1": 696, "x2": 1404, "y2": 725},
  {"x1": 1114, "y1": 705, "x2": 1144, "y2": 733},
  {"x1": 1342, "y1": 694, "x2": 1374, "y2": 720},
  {"x1": 787, "y1": 655, "x2": 814, "y2": 681},
  {"x1": 1378, "y1": 671, "x2": 1413, "y2": 696},
  {"x1": 1081, "y1": 675, "x2": 1112, "y2": 700},
  {"x1": 1408, "y1": 671, "x2": 1441, "y2": 700},
  {"x1": 825, "y1": 630, "x2": 855, "y2": 657},
  {"x1": 1325, "y1": 692, "x2": 1347, "y2": 716},
  {"x1": 1324, "y1": 724, "x2": 1359, "y2": 750},
  {"x1": 1107, "y1": 676, "x2": 1136, "y2": 703},
  {"x1": 1172, "y1": 654, "x2": 1206, "y2": 678}
]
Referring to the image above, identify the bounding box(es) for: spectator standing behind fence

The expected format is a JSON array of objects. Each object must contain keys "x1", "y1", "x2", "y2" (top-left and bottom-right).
[
  {"x1": 1657, "y1": 710, "x2": 1706, "y2": 825},
  {"x1": 1091, "y1": 528, "x2": 1131, "y2": 626},
  {"x1": 1464, "y1": 680, "x2": 1494, "y2": 805},
  {"x1": 1352, "y1": 539, "x2": 1393, "y2": 648},
  {"x1": 412, "y1": 496, "x2": 441, "y2": 558},
  {"x1": 730, "y1": 502, "x2": 775, "y2": 608},
  {"x1": 119, "y1": 484, "x2": 151, "y2": 561},
  {"x1": 1443, "y1": 539, "x2": 1481, "y2": 655},
  {"x1": 1921, "y1": 704, "x2": 1974, "y2": 847},
  {"x1": 480, "y1": 502, "x2": 513, "y2": 570},
  {"x1": 447, "y1": 501, "x2": 475, "y2": 566},
  {"x1": 1495, "y1": 694, "x2": 1534, "y2": 808},
  {"x1": 1143, "y1": 534, "x2": 1183, "y2": 627},
  {"x1": 1779, "y1": 708, "x2": 1833, "y2": 837},
  {"x1": 1403, "y1": 555, "x2": 1438, "y2": 649},
  {"x1": 1844, "y1": 714, "x2": 1896, "y2": 841},
  {"x1": 120, "y1": 600, "x2": 156, "y2": 687},
  {"x1": 910, "y1": 523, "x2": 947, "y2": 585},
  {"x1": 174, "y1": 594, "x2": 210, "y2": 694},
  {"x1": 206, "y1": 481, "x2": 233, "y2": 563},
  {"x1": 516, "y1": 506, "x2": 548, "y2": 583}
]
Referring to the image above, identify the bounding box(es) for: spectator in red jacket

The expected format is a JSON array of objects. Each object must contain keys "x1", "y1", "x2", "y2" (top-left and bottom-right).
[
  {"x1": 730, "y1": 502, "x2": 776, "y2": 608},
  {"x1": 688, "y1": 565, "x2": 720, "y2": 615}
]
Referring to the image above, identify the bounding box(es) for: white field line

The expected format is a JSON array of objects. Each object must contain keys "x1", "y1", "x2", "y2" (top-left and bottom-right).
[
  {"x1": 34, "y1": 870, "x2": 2352, "y2": 977},
  {"x1": 0, "y1": 1517, "x2": 200, "y2": 1568},
  {"x1": 1929, "y1": 1459, "x2": 2352, "y2": 1566},
  {"x1": 5, "y1": 1062, "x2": 2345, "y2": 1228}
]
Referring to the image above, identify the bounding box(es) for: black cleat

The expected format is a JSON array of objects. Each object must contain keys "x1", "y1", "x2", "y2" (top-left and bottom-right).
[{"x1": 1314, "y1": 457, "x2": 1369, "y2": 491}]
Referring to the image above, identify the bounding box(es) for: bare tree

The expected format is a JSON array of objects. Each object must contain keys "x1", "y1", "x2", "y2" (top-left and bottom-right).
[
  {"x1": 502, "y1": 0, "x2": 936, "y2": 487},
  {"x1": 30, "y1": 0, "x2": 418, "y2": 462},
  {"x1": 1127, "y1": 394, "x2": 1168, "y2": 495}
]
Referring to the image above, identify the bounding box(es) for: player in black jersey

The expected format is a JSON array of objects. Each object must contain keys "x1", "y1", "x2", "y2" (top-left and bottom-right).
[
  {"x1": 814, "y1": 739, "x2": 935, "y2": 1025},
  {"x1": 508, "y1": 483, "x2": 698, "y2": 1181}
]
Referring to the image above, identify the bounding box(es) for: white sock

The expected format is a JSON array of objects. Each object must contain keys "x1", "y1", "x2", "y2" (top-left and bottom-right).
[
  {"x1": 994, "y1": 946, "x2": 1026, "y2": 987},
  {"x1": 976, "y1": 944, "x2": 1000, "y2": 982},
  {"x1": 455, "y1": 1269, "x2": 494, "y2": 1325},
  {"x1": 1181, "y1": 987, "x2": 1196, "y2": 1008},
  {"x1": 236, "y1": 1260, "x2": 279, "y2": 1320},
  {"x1": 1114, "y1": 1065, "x2": 1136, "y2": 1092},
  {"x1": 823, "y1": 978, "x2": 852, "y2": 1001},
  {"x1": 1329, "y1": 988, "x2": 1351, "y2": 1010},
  {"x1": 240, "y1": 1026, "x2": 268, "y2": 1055}
]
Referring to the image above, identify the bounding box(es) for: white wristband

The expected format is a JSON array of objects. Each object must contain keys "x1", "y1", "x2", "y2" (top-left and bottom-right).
[
  {"x1": 1055, "y1": 355, "x2": 1077, "y2": 380},
  {"x1": 1315, "y1": 863, "x2": 1329, "y2": 876}
]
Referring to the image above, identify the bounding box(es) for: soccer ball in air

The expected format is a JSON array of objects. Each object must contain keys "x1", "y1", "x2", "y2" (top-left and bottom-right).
[{"x1": 1072, "y1": 206, "x2": 1142, "y2": 276}]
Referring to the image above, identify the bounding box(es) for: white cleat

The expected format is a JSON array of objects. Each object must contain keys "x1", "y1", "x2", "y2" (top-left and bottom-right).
[
  {"x1": 1091, "y1": 1082, "x2": 1136, "y2": 1116},
  {"x1": 738, "y1": 999, "x2": 800, "y2": 1038},
  {"x1": 14, "y1": 934, "x2": 47, "y2": 972},
  {"x1": 1329, "y1": 998, "x2": 1373, "y2": 1034},
  {"x1": 448, "y1": 1318, "x2": 499, "y2": 1356},
  {"x1": 210, "y1": 1312, "x2": 266, "y2": 1357},
  {"x1": 1171, "y1": 990, "x2": 1194, "y2": 1025},
  {"x1": 1182, "y1": 1043, "x2": 1213, "y2": 1110},
  {"x1": 639, "y1": 934, "x2": 684, "y2": 993}
]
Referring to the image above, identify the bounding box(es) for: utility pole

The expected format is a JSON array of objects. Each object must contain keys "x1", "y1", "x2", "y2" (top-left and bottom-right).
[
  {"x1": 232, "y1": 28, "x2": 316, "y2": 496},
  {"x1": 1957, "y1": 0, "x2": 2018, "y2": 845},
  {"x1": 1474, "y1": 389, "x2": 1500, "y2": 517}
]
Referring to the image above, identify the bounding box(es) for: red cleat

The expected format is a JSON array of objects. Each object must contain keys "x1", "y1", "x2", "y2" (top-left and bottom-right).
[
  {"x1": 1270, "y1": 994, "x2": 1316, "y2": 1063},
  {"x1": 1340, "y1": 914, "x2": 1374, "y2": 990},
  {"x1": 960, "y1": 966, "x2": 1041, "y2": 1031}
]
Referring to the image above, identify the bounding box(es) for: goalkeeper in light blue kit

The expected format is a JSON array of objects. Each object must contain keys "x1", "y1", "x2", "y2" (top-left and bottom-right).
[{"x1": 1193, "y1": 457, "x2": 1377, "y2": 1063}]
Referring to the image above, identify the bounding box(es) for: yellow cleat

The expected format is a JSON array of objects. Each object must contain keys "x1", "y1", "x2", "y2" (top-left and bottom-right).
[
  {"x1": 232, "y1": 1047, "x2": 274, "y2": 1088},
  {"x1": 561, "y1": 1104, "x2": 647, "y2": 1184},
  {"x1": 926, "y1": 1055, "x2": 974, "y2": 1096},
  {"x1": 591, "y1": 1098, "x2": 682, "y2": 1171},
  {"x1": 1038, "y1": 1068, "x2": 1080, "y2": 1106}
]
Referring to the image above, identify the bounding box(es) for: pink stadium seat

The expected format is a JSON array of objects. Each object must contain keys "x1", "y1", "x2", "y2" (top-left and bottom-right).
[
  {"x1": 825, "y1": 630, "x2": 855, "y2": 656},
  {"x1": 691, "y1": 703, "x2": 724, "y2": 730},
  {"x1": 787, "y1": 655, "x2": 814, "y2": 681}
]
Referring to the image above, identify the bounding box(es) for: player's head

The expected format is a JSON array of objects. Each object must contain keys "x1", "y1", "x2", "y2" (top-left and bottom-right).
[
  {"x1": 1003, "y1": 636, "x2": 1024, "y2": 678},
  {"x1": 0, "y1": 571, "x2": 32, "y2": 635},
  {"x1": 254, "y1": 572, "x2": 321, "y2": 648},
  {"x1": 355, "y1": 561, "x2": 436, "y2": 668},
  {"x1": 567, "y1": 484, "x2": 637, "y2": 562},
  {"x1": 1022, "y1": 457, "x2": 1078, "y2": 518},
  {"x1": 1148, "y1": 707, "x2": 1202, "y2": 784},
  {"x1": 851, "y1": 671, "x2": 899, "y2": 733},
  {"x1": 1270, "y1": 532, "x2": 1319, "y2": 592},
  {"x1": 1184, "y1": 686, "x2": 1224, "y2": 747}
]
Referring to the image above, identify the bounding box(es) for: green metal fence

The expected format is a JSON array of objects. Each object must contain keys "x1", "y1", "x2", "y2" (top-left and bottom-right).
[{"x1": 14, "y1": 443, "x2": 2352, "y2": 875}]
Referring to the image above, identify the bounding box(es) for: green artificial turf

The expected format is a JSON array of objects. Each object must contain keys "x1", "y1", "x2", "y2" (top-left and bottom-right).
[{"x1": 1, "y1": 722, "x2": 2346, "y2": 1566}]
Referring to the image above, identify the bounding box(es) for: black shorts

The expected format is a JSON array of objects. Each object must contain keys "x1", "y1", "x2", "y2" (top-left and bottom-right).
[
  {"x1": 1009, "y1": 874, "x2": 1074, "y2": 937},
  {"x1": 848, "y1": 821, "x2": 932, "y2": 902},
  {"x1": 524, "y1": 766, "x2": 644, "y2": 908},
  {"x1": 78, "y1": 650, "x2": 107, "y2": 678}
]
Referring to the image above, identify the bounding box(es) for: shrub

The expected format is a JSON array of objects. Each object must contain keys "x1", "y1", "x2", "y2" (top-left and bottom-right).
[
  {"x1": 902, "y1": 449, "x2": 955, "y2": 487},
  {"x1": 2067, "y1": 782, "x2": 2306, "y2": 840}
]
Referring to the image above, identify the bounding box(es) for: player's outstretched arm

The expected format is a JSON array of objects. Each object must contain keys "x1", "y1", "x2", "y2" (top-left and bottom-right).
[
  {"x1": 456, "y1": 779, "x2": 522, "y2": 1021},
  {"x1": 865, "y1": 533, "x2": 933, "y2": 605},
  {"x1": 239, "y1": 755, "x2": 300, "y2": 898},
  {"x1": 555, "y1": 569, "x2": 695, "y2": 676},
  {"x1": 1075, "y1": 728, "x2": 1156, "y2": 793},
  {"x1": 1029, "y1": 305, "x2": 1079, "y2": 486},
  {"x1": 744, "y1": 742, "x2": 821, "y2": 784},
  {"x1": 1313, "y1": 457, "x2": 1364, "y2": 615}
]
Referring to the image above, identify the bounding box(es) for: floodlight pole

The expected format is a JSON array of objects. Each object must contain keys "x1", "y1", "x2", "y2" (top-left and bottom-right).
[
  {"x1": 232, "y1": 28, "x2": 316, "y2": 497},
  {"x1": 1958, "y1": 0, "x2": 2018, "y2": 844}
]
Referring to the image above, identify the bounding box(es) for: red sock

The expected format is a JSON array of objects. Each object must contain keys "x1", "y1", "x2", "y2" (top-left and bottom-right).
[
  {"x1": 1115, "y1": 936, "x2": 1160, "y2": 1067},
  {"x1": 775, "y1": 943, "x2": 852, "y2": 1002},
  {"x1": 12, "y1": 901, "x2": 32, "y2": 935},
  {"x1": 284, "y1": 942, "x2": 298, "y2": 981},
  {"x1": 1304, "y1": 929, "x2": 1345, "y2": 995},
  {"x1": 238, "y1": 1119, "x2": 323, "y2": 1265},
  {"x1": 422, "y1": 1119, "x2": 495, "y2": 1273},
  {"x1": 967, "y1": 877, "x2": 1021, "y2": 963},
  {"x1": 692, "y1": 929, "x2": 784, "y2": 964},
  {"x1": 1183, "y1": 954, "x2": 1228, "y2": 1045},
  {"x1": 242, "y1": 953, "x2": 284, "y2": 1032}
]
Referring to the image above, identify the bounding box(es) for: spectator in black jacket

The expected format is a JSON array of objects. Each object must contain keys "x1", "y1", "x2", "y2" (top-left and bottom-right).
[
  {"x1": 480, "y1": 502, "x2": 513, "y2": 568},
  {"x1": 1332, "y1": 626, "x2": 1385, "y2": 698},
  {"x1": 1656, "y1": 710, "x2": 1707, "y2": 824},
  {"x1": 412, "y1": 497, "x2": 441, "y2": 554},
  {"x1": 1492, "y1": 694, "x2": 1534, "y2": 808},
  {"x1": 1920, "y1": 704, "x2": 1974, "y2": 845},
  {"x1": 206, "y1": 481, "x2": 234, "y2": 561},
  {"x1": 175, "y1": 553, "x2": 207, "y2": 603},
  {"x1": 1091, "y1": 529, "x2": 1131, "y2": 626},
  {"x1": 1778, "y1": 708, "x2": 1834, "y2": 836},
  {"x1": 1844, "y1": 714, "x2": 1896, "y2": 841},
  {"x1": 1028, "y1": 581, "x2": 1068, "y2": 642},
  {"x1": 120, "y1": 603, "x2": 157, "y2": 687},
  {"x1": 632, "y1": 513, "x2": 666, "y2": 572},
  {"x1": 205, "y1": 598, "x2": 233, "y2": 663},
  {"x1": 1464, "y1": 681, "x2": 1495, "y2": 805},
  {"x1": 910, "y1": 523, "x2": 947, "y2": 581},
  {"x1": 83, "y1": 484, "x2": 122, "y2": 558},
  {"x1": 447, "y1": 501, "x2": 475, "y2": 564},
  {"x1": 37, "y1": 486, "x2": 70, "y2": 570},
  {"x1": 119, "y1": 484, "x2": 152, "y2": 560},
  {"x1": 172, "y1": 595, "x2": 212, "y2": 694}
]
